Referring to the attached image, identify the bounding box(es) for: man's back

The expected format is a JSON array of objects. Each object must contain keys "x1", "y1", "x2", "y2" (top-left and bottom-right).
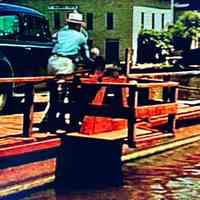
[{"x1": 53, "y1": 27, "x2": 87, "y2": 56}]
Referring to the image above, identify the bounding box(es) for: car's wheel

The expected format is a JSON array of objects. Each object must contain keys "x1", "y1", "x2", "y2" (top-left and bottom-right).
[
  {"x1": 0, "y1": 58, "x2": 13, "y2": 112},
  {"x1": 0, "y1": 92, "x2": 7, "y2": 111}
]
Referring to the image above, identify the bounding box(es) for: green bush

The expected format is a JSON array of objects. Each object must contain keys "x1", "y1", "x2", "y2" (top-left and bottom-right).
[
  {"x1": 137, "y1": 29, "x2": 172, "y2": 63},
  {"x1": 169, "y1": 11, "x2": 200, "y2": 50},
  {"x1": 137, "y1": 12, "x2": 200, "y2": 63}
]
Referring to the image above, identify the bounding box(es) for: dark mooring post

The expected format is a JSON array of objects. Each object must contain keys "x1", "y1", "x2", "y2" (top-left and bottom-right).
[
  {"x1": 55, "y1": 135, "x2": 123, "y2": 190},
  {"x1": 167, "y1": 86, "x2": 178, "y2": 134},
  {"x1": 23, "y1": 84, "x2": 34, "y2": 137},
  {"x1": 127, "y1": 84, "x2": 137, "y2": 148}
]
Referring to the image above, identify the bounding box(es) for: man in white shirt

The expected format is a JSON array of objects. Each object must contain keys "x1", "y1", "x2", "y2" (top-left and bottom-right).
[
  {"x1": 48, "y1": 11, "x2": 90, "y2": 75},
  {"x1": 39, "y1": 12, "x2": 91, "y2": 132}
]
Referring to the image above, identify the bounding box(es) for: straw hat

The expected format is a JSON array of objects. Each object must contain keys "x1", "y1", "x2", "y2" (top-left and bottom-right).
[{"x1": 66, "y1": 12, "x2": 84, "y2": 25}]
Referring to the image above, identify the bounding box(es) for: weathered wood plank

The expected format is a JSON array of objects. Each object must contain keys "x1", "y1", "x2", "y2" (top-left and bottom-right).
[
  {"x1": 136, "y1": 103, "x2": 178, "y2": 119},
  {"x1": 137, "y1": 82, "x2": 178, "y2": 88},
  {"x1": 0, "y1": 138, "x2": 60, "y2": 158},
  {"x1": 0, "y1": 76, "x2": 54, "y2": 83},
  {"x1": 23, "y1": 84, "x2": 34, "y2": 137},
  {"x1": 128, "y1": 70, "x2": 200, "y2": 78}
]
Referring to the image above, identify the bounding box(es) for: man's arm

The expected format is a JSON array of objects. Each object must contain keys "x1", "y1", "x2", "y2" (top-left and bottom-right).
[
  {"x1": 80, "y1": 27, "x2": 88, "y2": 40},
  {"x1": 83, "y1": 43, "x2": 90, "y2": 59}
]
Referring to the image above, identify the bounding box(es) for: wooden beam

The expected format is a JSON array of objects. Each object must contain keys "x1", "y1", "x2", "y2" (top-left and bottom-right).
[
  {"x1": 0, "y1": 138, "x2": 61, "y2": 158},
  {"x1": 136, "y1": 103, "x2": 178, "y2": 119},
  {"x1": 79, "y1": 80, "x2": 137, "y2": 87},
  {"x1": 0, "y1": 69, "x2": 90, "y2": 84},
  {"x1": 0, "y1": 76, "x2": 54, "y2": 84},
  {"x1": 137, "y1": 82, "x2": 178, "y2": 88},
  {"x1": 127, "y1": 85, "x2": 137, "y2": 147},
  {"x1": 128, "y1": 70, "x2": 200, "y2": 78},
  {"x1": 23, "y1": 84, "x2": 34, "y2": 137}
]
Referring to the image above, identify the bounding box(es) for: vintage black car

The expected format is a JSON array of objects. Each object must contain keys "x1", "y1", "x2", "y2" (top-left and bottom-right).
[{"x1": 0, "y1": 3, "x2": 53, "y2": 111}]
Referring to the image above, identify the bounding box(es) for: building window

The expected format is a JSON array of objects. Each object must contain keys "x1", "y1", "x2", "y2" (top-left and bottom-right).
[
  {"x1": 53, "y1": 12, "x2": 60, "y2": 30},
  {"x1": 152, "y1": 13, "x2": 155, "y2": 29},
  {"x1": 141, "y1": 12, "x2": 144, "y2": 29},
  {"x1": 105, "y1": 39, "x2": 119, "y2": 64},
  {"x1": 86, "y1": 13, "x2": 93, "y2": 30},
  {"x1": 106, "y1": 12, "x2": 114, "y2": 30},
  {"x1": 161, "y1": 13, "x2": 165, "y2": 29}
]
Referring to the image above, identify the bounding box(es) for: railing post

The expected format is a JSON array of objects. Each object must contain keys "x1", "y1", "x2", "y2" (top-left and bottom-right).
[
  {"x1": 163, "y1": 75, "x2": 171, "y2": 102},
  {"x1": 47, "y1": 80, "x2": 61, "y2": 132},
  {"x1": 68, "y1": 75, "x2": 82, "y2": 131},
  {"x1": 127, "y1": 84, "x2": 137, "y2": 148},
  {"x1": 125, "y1": 48, "x2": 133, "y2": 75},
  {"x1": 167, "y1": 86, "x2": 178, "y2": 134},
  {"x1": 23, "y1": 84, "x2": 34, "y2": 137}
]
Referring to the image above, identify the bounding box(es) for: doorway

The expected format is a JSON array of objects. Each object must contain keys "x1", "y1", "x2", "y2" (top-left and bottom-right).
[{"x1": 105, "y1": 39, "x2": 119, "y2": 64}]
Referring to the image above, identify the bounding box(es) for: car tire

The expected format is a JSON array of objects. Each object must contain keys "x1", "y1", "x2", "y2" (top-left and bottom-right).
[
  {"x1": 0, "y1": 92, "x2": 7, "y2": 112},
  {"x1": 0, "y1": 58, "x2": 14, "y2": 112}
]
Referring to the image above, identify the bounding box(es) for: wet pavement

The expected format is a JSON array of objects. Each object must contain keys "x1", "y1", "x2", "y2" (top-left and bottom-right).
[{"x1": 4, "y1": 140, "x2": 200, "y2": 200}]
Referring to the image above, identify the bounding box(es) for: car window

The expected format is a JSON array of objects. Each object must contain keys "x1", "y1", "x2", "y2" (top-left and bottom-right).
[
  {"x1": 22, "y1": 15, "x2": 51, "y2": 42},
  {"x1": 0, "y1": 15, "x2": 19, "y2": 39}
]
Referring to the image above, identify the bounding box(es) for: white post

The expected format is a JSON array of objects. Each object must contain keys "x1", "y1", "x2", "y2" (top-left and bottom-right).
[{"x1": 171, "y1": 0, "x2": 174, "y2": 23}]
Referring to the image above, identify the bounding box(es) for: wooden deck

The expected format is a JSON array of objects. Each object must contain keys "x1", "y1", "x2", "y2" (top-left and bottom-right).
[
  {"x1": 0, "y1": 99, "x2": 200, "y2": 197},
  {"x1": 0, "y1": 94, "x2": 199, "y2": 157},
  {"x1": 0, "y1": 74, "x2": 199, "y2": 197},
  {"x1": 0, "y1": 120, "x2": 200, "y2": 197}
]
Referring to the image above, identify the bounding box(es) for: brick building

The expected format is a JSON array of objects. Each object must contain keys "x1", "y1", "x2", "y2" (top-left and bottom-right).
[{"x1": 8, "y1": 0, "x2": 173, "y2": 63}]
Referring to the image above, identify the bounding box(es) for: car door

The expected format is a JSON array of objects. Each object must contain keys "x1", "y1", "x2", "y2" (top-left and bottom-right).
[
  {"x1": 19, "y1": 15, "x2": 53, "y2": 76},
  {"x1": 0, "y1": 14, "x2": 30, "y2": 77}
]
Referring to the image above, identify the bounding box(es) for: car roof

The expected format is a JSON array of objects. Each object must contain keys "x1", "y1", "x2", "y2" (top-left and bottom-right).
[{"x1": 0, "y1": 3, "x2": 44, "y2": 18}]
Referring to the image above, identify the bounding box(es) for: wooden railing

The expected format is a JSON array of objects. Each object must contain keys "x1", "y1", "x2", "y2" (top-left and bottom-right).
[
  {"x1": 0, "y1": 69, "x2": 90, "y2": 137},
  {"x1": 0, "y1": 76, "x2": 53, "y2": 137},
  {"x1": 128, "y1": 70, "x2": 200, "y2": 79},
  {"x1": 136, "y1": 81, "x2": 178, "y2": 135},
  {"x1": 0, "y1": 74, "x2": 179, "y2": 147},
  {"x1": 57, "y1": 77, "x2": 178, "y2": 147}
]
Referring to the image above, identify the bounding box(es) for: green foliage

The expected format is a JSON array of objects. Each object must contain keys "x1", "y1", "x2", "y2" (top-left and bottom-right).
[
  {"x1": 170, "y1": 11, "x2": 200, "y2": 39},
  {"x1": 138, "y1": 12, "x2": 200, "y2": 62},
  {"x1": 168, "y1": 11, "x2": 200, "y2": 50},
  {"x1": 139, "y1": 29, "x2": 173, "y2": 57}
]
